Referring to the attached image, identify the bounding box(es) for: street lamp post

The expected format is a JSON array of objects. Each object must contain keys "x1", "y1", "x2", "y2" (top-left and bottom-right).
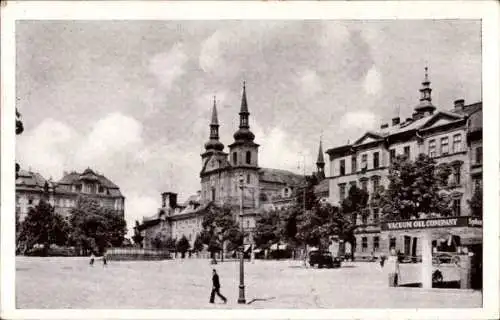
[{"x1": 238, "y1": 173, "x2": 246, "y2": 304}]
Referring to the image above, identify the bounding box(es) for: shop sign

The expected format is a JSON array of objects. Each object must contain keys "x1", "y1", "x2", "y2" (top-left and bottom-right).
[
  {"x1": 381, "y1": 216, "x2": 470, "y2": 231},
  {"x1": 468, "y1": 217, "x2": 483, "y2": 227}
]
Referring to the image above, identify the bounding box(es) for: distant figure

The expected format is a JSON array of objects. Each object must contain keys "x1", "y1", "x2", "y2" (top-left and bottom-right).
[
  {"x1": 209, "y1": 269, "x2": 227, "y2": 304},
  {"x1": 89, "y1": 252, "x2": 95, "y2": 266}
]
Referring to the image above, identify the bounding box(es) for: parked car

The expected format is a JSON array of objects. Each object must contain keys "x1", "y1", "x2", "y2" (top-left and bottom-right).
[
  {"x1": 308, "y1": 251, "x2": 341, "y2": 268},
  {"x1": 433, "y1": 252, "x2": 460, "y2": 265}
]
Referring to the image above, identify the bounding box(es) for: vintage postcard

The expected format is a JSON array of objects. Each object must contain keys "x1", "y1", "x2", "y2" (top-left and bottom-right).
[{"x1": 1, "y1": 1, "x2": 499, "y2": 319}]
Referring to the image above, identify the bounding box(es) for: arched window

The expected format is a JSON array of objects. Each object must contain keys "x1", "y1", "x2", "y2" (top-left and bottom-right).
[
  {"x1": 246, "y1": 151, "x2": 251, "y2": 164},
  {"x1": 233, "y1": 152, "x2": 237, "y2": 165},
  {"x1": 247, "y1": 174, "x2": 251, "y2": 184}
]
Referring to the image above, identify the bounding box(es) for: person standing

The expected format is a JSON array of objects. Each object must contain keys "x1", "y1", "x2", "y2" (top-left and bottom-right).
[{"x1": 209, "y1": 269, "x2": 227, "y2": 304}]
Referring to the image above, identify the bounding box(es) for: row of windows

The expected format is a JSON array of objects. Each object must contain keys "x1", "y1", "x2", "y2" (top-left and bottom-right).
[
  {"x1": 339, "y1": 151, "x2": 380, "y2": 176},
  {"x1": 428, "y1": 134, "x2": 463, "y2": 158},
  {"x1": 338, "y1": 177, "x2": 381, "y2": 202}
]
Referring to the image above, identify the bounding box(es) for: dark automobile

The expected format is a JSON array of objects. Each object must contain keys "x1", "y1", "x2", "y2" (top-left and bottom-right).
[{"x1": 308, "y1": 251, "x2": 341, "y2": 268}]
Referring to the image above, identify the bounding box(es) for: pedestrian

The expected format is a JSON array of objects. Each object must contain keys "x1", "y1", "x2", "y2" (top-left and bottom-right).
[
  {"x1": 209, "y1": 269, "x2": 227, "y2": 304},
  {"x1": 89, "y1": 252, "x2": 95, "y2": 266}
]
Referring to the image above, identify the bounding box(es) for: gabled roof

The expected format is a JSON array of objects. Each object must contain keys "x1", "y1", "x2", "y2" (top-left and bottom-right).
[
  {"x1": 16, "y1": 170, "x2": 48, "y2": 189},
  {"x1": 419, "y1": 111, "x2": 464, "y2": 131},
  {"x1": 352, "y1": 132, "x2": 384, "y2": 146}
]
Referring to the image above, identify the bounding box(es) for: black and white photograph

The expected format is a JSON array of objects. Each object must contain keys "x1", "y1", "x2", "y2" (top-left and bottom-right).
[{"x1": 1, "y1": 1, "x2": 499, "y2": 319}]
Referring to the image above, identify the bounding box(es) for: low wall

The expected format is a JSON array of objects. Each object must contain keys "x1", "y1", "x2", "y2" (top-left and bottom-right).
[{"x1": 106, "y1": 248, "x2": 172, "y2": 261}]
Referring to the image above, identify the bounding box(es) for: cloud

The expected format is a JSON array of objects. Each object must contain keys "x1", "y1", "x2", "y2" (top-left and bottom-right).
[
  {"x1": 296, "y1": 69, "x2": 323, "y2": 96},
  {"x1": 364, "y1": 66, "x2": 382, "y2": 96},
  {"x1": 148, "y1": 43, "x2": 189, "y2": 89},
  {"x1": 76, "y1": 113, "x2": 143, "y2": 167},
  {"x1": 339, "y1": 111, "x2": 378, "y2": 132},
  {"x1": 199, "y1": 30, "x2": 222, "y2": 73},
  {"x1": 16, "y1": 118, "x2": 79, "y2": 180},
  {"x1": 124, "y1": 194, "x2": 160, "y2": 235}
]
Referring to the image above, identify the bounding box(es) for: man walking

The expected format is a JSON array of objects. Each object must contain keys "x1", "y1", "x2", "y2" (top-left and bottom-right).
[{"x1": 209, "y1": 269, "x2": 227, "y2": 304}]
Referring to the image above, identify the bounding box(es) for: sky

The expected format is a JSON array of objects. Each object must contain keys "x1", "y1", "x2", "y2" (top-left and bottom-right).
[{"x1": 15, "y1": 20, "x2": 481, "y2": 236}]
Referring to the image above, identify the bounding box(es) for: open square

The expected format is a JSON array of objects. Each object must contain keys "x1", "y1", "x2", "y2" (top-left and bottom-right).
[{"x1": 16, "y1": 257, "x2": 481, "y2": 309}]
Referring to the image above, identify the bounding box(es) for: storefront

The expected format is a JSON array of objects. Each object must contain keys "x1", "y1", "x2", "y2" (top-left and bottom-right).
[{"x1": 380, "y1": 216, "x2": 482, "y2": 289}]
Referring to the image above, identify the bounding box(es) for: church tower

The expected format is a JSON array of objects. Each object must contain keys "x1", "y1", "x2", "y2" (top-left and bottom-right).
[
  {"x1": 414, "y1": 67, "x2": 436, "y2": 116},
  {"x1": 315, "y1": 137, "x2": 325, "y2": 180},
  {"x1": 200, "y1": 96, "x2": 229, "y2": 204},
  {"x1": 228, "y1": 82, "x2": 260, "y2": 210}
]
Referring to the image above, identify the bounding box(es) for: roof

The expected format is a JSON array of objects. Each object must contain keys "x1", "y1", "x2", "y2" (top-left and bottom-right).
[
  {"x1": 16, "y1": 170, "x2": 48, "y2": 188},
  {"x1": 259, "y1": 168, "x2": 305, "y2": 186},
  {"x1": 57, "y1": 169, "x2": 120, "y2": 189},
  {"x1": 314, "y1": 179, "x2": 329, "y2": 195},
  {"x1": 467, "y1": 107, "x2": 482, "y2": 133}
]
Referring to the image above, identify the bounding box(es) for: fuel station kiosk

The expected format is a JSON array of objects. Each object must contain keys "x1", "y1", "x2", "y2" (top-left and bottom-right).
[{"x1": 380, "y1": 216, "x2": 483, "y2": 289}]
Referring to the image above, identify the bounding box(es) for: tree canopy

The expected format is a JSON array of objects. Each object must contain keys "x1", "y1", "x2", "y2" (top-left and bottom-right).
[
  {"x1": 176, "y1": 235, "x2": 191, "y2": 258},
  {"x1": 378, "y1": 153, "x2": 452, "y2": 220},
  {"x1": 468, "y1": 185, "x2": 482, "y2": 217},
  {"x1": 132, "y1": 220, "x2": 144, "y2": 247}
]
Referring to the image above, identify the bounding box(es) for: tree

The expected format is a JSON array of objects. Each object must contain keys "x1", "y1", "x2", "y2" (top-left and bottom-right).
[
  {"x1": 253, "y1": 210, "x2": 282, "y2": 249},
  {"x1": 69, "y1": 196, "x2": 128, "y2": 255},
  {"x1": 132, "y1": 220, "x2": 144, "y2": 247},
  {"x1": 17, "y1": 199, "x2": 70, "y2": 255},
  {"x1": 15, "y1": 108, "x2": 24, "y2": 179},
  {"x1": 379, "y1": 153, "x2": 452, "y2": 221},
  {"x1": 468, "y1": 185, "x2": 482, "y2": 217},
  {"x1": 201, "y1": 204, "x2": 243, "y2": 262},
  {"x1": 176, "y1": 235, "x2": 191, "y2": 258},
  {"x1": 193, "y1": 233, "x2": 204, "y2": 253}
]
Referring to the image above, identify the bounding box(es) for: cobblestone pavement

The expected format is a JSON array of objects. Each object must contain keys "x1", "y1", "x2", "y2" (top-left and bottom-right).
[{"x1": 16, "y1": 257, "x2": 481, "y2": 309}]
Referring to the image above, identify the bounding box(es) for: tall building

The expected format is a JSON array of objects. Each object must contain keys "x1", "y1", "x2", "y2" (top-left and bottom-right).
[
  {"x1": 16, "y1": 168, "x2": 125, "y2": 222},
  {"x1": 139, "y1": 83, "x2": 309, "y2": 249},
  {"x1": 325, "y1": 68, "x2": 482, "y2": 260}
]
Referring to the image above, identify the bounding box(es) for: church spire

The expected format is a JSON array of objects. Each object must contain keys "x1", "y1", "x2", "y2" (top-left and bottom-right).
[
  {"x1": 204, "y1": 96, "x2": 224, "y2": 152},
  {"x1": 233, "y1": 81, "x2": 255, "y2": 142},
  {"x1": 415, "y1": 66, "x2": 436, "y2": 115},
  {"x1": 316, "y1": 136, "x2": 325, "y2": 180}
]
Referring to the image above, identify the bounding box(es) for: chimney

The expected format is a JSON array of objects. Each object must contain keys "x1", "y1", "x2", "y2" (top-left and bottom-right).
[
  {"x1": 161, "y1": 192, "x2": 178, "y2": 208},
  {"x1": 392, "y1": 117, "x2": 400, "y2": 126},
  {"x1": 380, "y1": 123, "x2": 389, "y2": 129},
  {"x1": 454, "y1": 99, "x2": 465, "y2": 112}
]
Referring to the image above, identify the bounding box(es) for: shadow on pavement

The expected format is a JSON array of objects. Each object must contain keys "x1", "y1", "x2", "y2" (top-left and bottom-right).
[
  {"x1": 247, "y1": 297, "x2": 276, "y2": 305},
  {"x1": 399, "y1": 281, "x2": 461, "y2": 289}
]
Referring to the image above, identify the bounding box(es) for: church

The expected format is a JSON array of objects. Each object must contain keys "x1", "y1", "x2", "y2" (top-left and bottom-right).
[{"x1": 139, "y1": 83, "x2": 326, "y2": 249}]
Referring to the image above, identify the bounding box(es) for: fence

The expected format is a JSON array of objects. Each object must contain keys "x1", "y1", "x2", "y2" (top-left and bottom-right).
[{"x1": 106, "y1": 247, "x2": 172, "y2": 261}]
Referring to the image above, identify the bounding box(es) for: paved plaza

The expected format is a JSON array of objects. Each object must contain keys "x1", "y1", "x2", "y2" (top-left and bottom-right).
[{"x1": 16, "y1": 257, "x2": 481, "y2": 309}]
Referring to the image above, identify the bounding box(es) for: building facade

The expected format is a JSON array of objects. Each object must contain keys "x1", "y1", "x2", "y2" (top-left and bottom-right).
[
  {"x1": 325, "y1": 69, "x2": 482, "y2": 260},
  {"x1": 16, "y1": 168, "x2": 125, "y2": 222},
  {"x1": 139, "y1": 83, "x2": 323, "y2": 250}
]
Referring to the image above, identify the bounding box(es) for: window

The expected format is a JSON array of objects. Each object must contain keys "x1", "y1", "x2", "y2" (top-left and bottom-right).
[
  {"x1": 404, "y1": 146, "x2": 410, "y2": 159},
  {"x1": 372, "y1": 208, "x2": 380, "y2": 223},
  {"x1": 232, "y1": 152, "x2": 237, "y2": 165},
  {"x1": 373, "y1": 152, "x2": 379, "y2": 169},
  {"x1": 246, "y1": 220, "x2": 250, "y2": 228},
  {"x1": 361, "y1": 179, "x2": 368, "y2": 192},
  {"x1": 75, "y1": 184, "x2": 82, "y2": 192},
  {"x1": 28, "y1": 198, "x2": 33, "y2": 205},
  {"x1": 452, "y1": 198, "x2": 461, "y2": 216},
  {"x1": 98, "y1": 186, "x2": 104, "y2": 193},
  {"x1": 373, "y1": 236, "x2": 380, "y2": 252},
  {"x1": 440, "y1": 137, "x2": 449, "y2": 155},
  {"x1": 361, "y1": 237, "x2": 368, "y2": 252},
  {"x1": 211, "y1": 188, "x2": 216, "y2": 201},
  {"x1": 474, "y1": 178, "x2": 482, "y2": 192},
  {"x1": 475, "y1": 147, "x2": 482, "y2": 164},
  {"x1": 372, "y1": 176, "x2": 380, "y2": 193},
  {"x1": 428, "y1": 139, "x2": 436, "y2": 158},
  {"x1": 246, "y1": 151, "x2": 251, "y2": 164},
  {"x1": 452, "y1": 134, "x2": 462, "y2": 153},
  {"x1": 351, "y1": 156, "x2": 357, "y2": 173},
  {"x1": 247, "y1": 174, "x2": 251, "y2": 184},
  {"x1": 361, "y1": 213, "x2": 368, "y2": 225},
  {"x1": 453, "y1": 164, "x2": 461, "y2": 185},
  {"x1": 339, "y1": 159, "x2": 345, "y2": 176},
  {"x1": 339, "y1": 183, "x2": 346, "y2": 202},
  {"x1": 349, "y1": 181, "x2": 357, "y2": 192},
  {"x1": 361, "y1": 154, "x2": 368, "y2": 170},
  {"x1": 389, "y1": 149, "x2": 396, "y2": 163},
  {"x1": 389, "y1": 237, "x2": 397, "y2": 250}
]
